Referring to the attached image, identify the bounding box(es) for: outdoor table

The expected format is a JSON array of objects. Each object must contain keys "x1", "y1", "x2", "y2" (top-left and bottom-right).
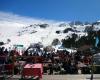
[
  {"x1": 5, "y1": 64, "x2": 13, "y2": 74},
  {"x1": 22, "y1": 63, "x2": 43, "y2": 78}
]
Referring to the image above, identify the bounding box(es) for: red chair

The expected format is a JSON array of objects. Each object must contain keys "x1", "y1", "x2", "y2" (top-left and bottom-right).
[
  {"x1": 5, "y1": 64, "x2": 13, "y2": 75},
  {"x1": 22, "y1": 64, "x2": 43, "y2": 79},
  {"x1": 0, "y1": 65, "x2": 3, "y2": 75}
]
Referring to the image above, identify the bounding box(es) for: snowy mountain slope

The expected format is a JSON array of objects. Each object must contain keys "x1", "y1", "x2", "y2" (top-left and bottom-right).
[
  {"x1": 0, "y1": 21, "x2": 24, "y2": 37},
  {"x1": 0, "y1": 12, "x2": 100, "y2": 48},
  {"x1": 0, "y1": 21, "x2": 87, "y2": 48}
]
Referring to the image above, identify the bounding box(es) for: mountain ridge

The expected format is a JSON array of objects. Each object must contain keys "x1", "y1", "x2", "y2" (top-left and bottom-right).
[{"x1": 0, "y1": 17, "x2": 100, "y2": 48}]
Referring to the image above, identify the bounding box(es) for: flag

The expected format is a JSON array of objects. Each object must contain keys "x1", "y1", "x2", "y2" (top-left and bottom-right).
[{"x1": 95, "y1": 36, "x2": 99, "y2": 47}]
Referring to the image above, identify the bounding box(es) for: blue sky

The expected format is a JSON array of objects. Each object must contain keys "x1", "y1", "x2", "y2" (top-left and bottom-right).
[{"x1": 0, "y1": 0, "x2": 100, "y2": 22}]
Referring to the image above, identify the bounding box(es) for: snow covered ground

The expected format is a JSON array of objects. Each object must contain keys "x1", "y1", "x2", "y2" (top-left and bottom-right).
[
  {"x1": 0, "y1": 21, "x2": 86, "y2": 48},
  {"x1": 0, "y1": 12, "x2": 97, "y2": 49}
]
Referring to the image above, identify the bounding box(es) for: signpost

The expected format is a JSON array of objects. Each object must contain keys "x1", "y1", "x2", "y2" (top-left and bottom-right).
[
  {"x1": 90, "y1": 55, "x2": 94, "y2": 80},
  {"x1": 90, "y1": 48, "x2": 95, "y2": 80}
]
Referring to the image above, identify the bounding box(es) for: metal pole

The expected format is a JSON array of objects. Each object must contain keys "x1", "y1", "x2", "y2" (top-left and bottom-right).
[{"x1": 90, "y1": 54, "x2": 94, "y2": 80}]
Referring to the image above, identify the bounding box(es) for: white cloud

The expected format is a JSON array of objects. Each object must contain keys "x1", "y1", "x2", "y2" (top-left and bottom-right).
[
  {"x1": 0, "y1": 11, "x2": 58, "y2": 25},
  {"x1": 0, "y1": 11, "x2": 63, "y2": 38}
]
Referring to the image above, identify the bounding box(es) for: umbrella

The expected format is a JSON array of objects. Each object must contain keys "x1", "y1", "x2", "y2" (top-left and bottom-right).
[
  {"x1": 29, "y1": 42, "x2": 43, "y2": 48},
  {"x1": 93, "y1": 53, "x2": 100, "y2": 65},
  {"x1": 44, "y1": 46, "x2": 55, "y2": 52}
]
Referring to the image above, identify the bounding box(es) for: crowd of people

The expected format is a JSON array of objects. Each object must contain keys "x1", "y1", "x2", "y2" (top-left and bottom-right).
[{"x1": 0, "y1": 46, "x2": 93, "y2": 75}]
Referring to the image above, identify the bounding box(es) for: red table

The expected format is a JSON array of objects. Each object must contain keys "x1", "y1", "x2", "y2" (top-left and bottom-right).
[{"x1": 22, "y1": 63, "x2": 43, "y2": 78}]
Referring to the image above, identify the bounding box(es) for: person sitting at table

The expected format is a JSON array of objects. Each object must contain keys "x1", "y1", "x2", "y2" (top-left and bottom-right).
[{"x1": 48, "y1": 63, "x2": 53, "y2": 75}]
